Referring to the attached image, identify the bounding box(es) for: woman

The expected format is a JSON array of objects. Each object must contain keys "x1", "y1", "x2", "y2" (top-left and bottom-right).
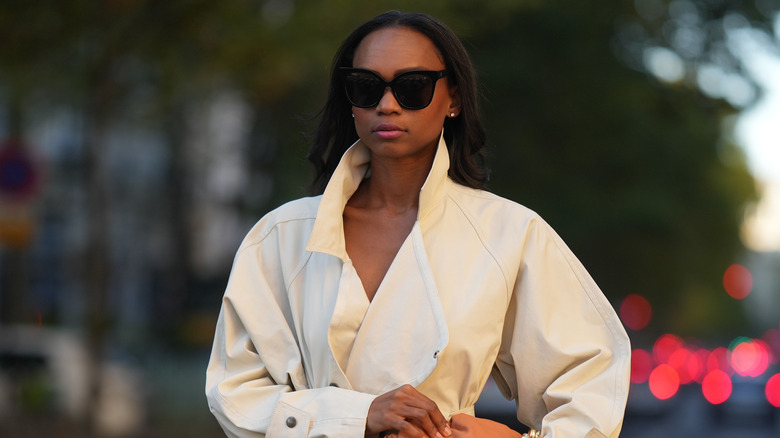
[{"x1": 206, "y1": 11, "x2": 630, "y2": 438}]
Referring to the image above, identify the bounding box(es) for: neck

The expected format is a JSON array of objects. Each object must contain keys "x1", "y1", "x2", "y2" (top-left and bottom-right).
[{"x1": 350, "y1": 150, "x2": 435, "y2": 212}]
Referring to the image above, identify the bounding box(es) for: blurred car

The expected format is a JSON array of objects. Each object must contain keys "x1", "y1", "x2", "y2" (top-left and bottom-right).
[{"x1": 0, "y1": 325, "x2": 144, "y2": 437}]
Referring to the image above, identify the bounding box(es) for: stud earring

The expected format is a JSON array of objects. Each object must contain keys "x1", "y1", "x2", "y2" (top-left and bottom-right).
[
  {"x1": 450, "y1": 112, "x2": 456, "y2": 117},
  {"x1": 351, "y1": 113, "x2": 355, "y2": 118}
]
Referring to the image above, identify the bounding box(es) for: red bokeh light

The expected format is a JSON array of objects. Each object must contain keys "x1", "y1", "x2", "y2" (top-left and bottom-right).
[
  {"x1": 654, "y1": 334, "x2": 684, "y2": 365},
  {"x1": 690, "y1": 349, "x2": 709, "y2": 383},
  {"x1": 702, "y1": 369, "x2": 732, "y2": 404},
  {"x1": 668, "y1": 348, "x2": 695, "y2": 384},
  {"x1": 631, "y1": 349, "x2": 654, "y2": 384},
  {"x1": 649, "y1": 364, "x2": 680, "y2": 400},
  {"x1": 753, "y1": 339, "x2": 771, "y2": 375},
  {"x1": 731, "y1": 339, "x2": 770, "y2": 377},
  {"x1": 723, "y1": 264, "x2": 753, "y2": 300},
  {"x1": 707, "y1": 347, "x2": 731, "y2": 374},
  {"x1": 767, "y1": 374, "x2": 780, "y2": 407},
  {"x1": 620, "y1": 294, "x2": 652, "y2": 331}
]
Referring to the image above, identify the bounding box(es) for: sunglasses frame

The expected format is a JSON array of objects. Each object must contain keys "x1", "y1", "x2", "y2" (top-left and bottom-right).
[{"x1": 339, "y1": 67, "x2": 449, "y2": 110}]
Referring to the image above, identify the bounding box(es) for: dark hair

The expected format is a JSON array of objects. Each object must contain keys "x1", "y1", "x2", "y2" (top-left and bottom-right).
[{"x1": 307, "y1": 11, "x2": 488, "y2": 194}]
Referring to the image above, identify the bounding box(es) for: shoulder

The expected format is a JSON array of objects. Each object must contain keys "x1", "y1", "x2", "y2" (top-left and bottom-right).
[
  {"x1": 446, "y1": 183, "x2": 542, "y2": 230},
  {"x1": 444, "y1": 183, "x2": 569, "y2": 261},
  {"x1": 447, "y1": 185, "x2": 592, "y2": 275},
  {"x1": 239, "y1": 195, "x2": 322, "y2": 250}
]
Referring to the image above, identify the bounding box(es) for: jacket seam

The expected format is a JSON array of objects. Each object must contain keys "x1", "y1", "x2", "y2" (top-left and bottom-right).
[
  {"x1": 287, "y1": 250, "x2": 314, "y2": 292},
  {"x1": 212, "y1": 388, "x2": 273, "y2": 430},
  {"x1": 237, "y1": 216, "x2": 317, "y2": 295},
  {"x1": 446, "y1": 193, "x2": 511, "y2": 302},
  {"x1": 239, "y1": 215, "x2": 316, "y2": 252}
]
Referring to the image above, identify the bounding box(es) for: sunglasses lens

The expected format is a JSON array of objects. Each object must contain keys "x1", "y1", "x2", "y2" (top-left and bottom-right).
[
  {"x1": 344, "y1": 72, "x2": 383, "y2": 107},
  {"x1": 393, "y1": 73, "x2": 434, "y2": 109},
  {"x1": 342, "y1": 69, "x2": 442, "y2": 109}
]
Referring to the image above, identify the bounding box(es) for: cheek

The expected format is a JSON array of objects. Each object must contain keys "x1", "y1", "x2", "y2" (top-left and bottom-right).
[
  {"x1": 422, "y1": 112, "x2": 446, "y2": 131},
  {"x1": 352, "y1": 111, "x2": 371, "y2": 136},
  {"x1": 433, "y1": 88, "x2": 453, "y2": 115},
  {"x1": 425, "y1": 97, "x2": 451, "y2": 126},
  {"x1": 423, "y1": 114, "x2": 448, "y2": 140}
]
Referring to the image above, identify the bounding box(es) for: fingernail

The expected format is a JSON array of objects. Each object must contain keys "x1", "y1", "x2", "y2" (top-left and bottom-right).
[
  {"x1": 444, "y1": 425, "x2": 452, "y2": 436},
  {"x1": 436, "y1": 433, "x2": 444, "y2": 438}
]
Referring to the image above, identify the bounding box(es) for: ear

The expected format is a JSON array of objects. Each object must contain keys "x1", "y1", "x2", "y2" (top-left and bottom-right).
[{"x1": 447, "y1": 85, "x2": 461, "y2": 117}]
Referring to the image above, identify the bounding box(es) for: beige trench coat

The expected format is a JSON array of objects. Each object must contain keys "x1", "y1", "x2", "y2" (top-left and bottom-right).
[{"x1": 205, "y1": 135, "x2": 631, "y2": 438}]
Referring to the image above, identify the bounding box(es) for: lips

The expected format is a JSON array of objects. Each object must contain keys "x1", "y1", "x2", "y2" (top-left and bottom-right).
[
  {"x1": 374, "y1": 123, "x2": 404, "y2": 132},
  {"x1": 373, "y1": 123, "x2": 405, "y2": 139}
]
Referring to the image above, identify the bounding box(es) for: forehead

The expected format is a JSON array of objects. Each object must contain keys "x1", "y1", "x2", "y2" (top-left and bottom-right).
[{"x1": 352, "y1": 26, "x2": 445, "y2": 75}]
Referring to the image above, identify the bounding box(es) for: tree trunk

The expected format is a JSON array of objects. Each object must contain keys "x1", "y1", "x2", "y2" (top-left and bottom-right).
[{"x1": 81, "y1": 64, "x2": 114, "y2": 438}]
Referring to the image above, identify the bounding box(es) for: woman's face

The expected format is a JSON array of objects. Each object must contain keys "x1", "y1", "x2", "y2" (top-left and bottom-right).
[{"x1": 350, "y1": 26, "x2": 459, "y2": 162}]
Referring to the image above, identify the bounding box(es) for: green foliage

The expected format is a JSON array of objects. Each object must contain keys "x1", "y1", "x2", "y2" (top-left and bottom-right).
[{"x1": 469, "y1": 1, "x2": 758, "y2": 337}]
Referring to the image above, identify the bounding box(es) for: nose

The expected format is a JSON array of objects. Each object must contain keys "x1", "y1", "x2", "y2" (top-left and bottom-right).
[{"x1": 375, "y1": 86, "x2": 402, "y2": 114}]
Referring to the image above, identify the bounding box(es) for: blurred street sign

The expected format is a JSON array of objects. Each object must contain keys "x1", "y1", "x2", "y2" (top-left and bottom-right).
[
  {"x1": 0, "y1": 139, "x2": 39, "y2": 201},
  {"x1": 0, "y1": 209, "x2": 34, "y2": 248},
  {"x1": 0, "y1": 139, "x2": 40, "y2": 248}
]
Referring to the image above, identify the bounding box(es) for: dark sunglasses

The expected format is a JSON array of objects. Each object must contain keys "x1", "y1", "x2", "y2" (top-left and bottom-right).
[{"x1": 339, "y1": 67, "x2": 448, "y2": 110}]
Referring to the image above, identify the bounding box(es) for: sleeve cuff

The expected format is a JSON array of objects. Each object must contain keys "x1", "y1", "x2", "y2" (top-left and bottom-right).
[{"x1": 268, "y1": 402, "x2": 311, "y2": 438}]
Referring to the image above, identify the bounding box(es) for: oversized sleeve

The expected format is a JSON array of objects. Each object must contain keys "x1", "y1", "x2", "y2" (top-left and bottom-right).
[
  {"x1": 491, "y1": 216, "x2": 631, "y2": 438},
  {"x1": 205, "y1": 223, "x2": 376, "y2": 438}
]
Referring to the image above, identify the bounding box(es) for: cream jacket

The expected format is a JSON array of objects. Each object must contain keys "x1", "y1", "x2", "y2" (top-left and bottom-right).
[{"x1": 206, "y1": 135, "x2": 631, "y2": 438}]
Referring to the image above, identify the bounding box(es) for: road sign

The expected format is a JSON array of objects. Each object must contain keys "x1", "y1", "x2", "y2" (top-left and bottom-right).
[{"x1": 0, "y1": 139, "x2": 39, "y2": 201}]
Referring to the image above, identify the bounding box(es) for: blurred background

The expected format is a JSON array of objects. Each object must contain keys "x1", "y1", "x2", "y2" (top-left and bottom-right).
[{"x1": 0, "y1": 0, "x2": 778, "y2": 436}]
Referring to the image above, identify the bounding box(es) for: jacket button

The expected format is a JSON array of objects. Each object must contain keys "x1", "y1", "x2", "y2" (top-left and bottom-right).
[
  {"x1": 433, "y1": 350, "x2": 440, "y2": 359},
  {"x1": 329, "y1": 382, "x2": 339, "y2": 388},
  {"x1": 286, "y1": 416, "x2": 297, "y2": 428}
]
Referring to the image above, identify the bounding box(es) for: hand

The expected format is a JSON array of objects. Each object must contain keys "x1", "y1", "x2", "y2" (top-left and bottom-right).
[
  {"x1": 365, "y1": 384, "x2": 452, "y2": 438},
  {"x1": 449, "y1": 414, "x2": 524, "y2": 437}
]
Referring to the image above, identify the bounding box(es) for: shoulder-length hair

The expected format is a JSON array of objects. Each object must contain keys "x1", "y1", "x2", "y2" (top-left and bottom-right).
[{"x1": 307, "y1": 11, "x2": 488, "y2": 194}]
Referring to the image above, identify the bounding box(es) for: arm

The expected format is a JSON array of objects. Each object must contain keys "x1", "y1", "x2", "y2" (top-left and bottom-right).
[
  {"x1": 491, "y1": 217, "x2": 631, "y2": 438},
  {"x1": 205, "y1": 230, "x2": 376, "y2": 438}
]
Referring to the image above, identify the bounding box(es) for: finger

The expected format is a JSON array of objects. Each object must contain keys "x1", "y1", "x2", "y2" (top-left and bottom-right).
[
  {"x1": 395, "y1": 420, "x2": 430, "y2": 438},
  {"x1": 432, "y1": 412, "x2": 452, "y2": 437},
  {"x1": 381, "y1": 412, "x2": 428, "y2": 438},
  {"x1": 396, "y1": 387, "x2": 451, "y2": 437},
  {"x1": 367, "y1": 385, "x2": 446, "y2": 437},
  {"x1": 401, "y1": 406, "x2": 446, "y2": 438}
]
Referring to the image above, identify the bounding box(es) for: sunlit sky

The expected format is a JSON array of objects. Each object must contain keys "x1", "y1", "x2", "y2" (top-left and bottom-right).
[
  {"x1": 734, "y1": 21, "x2": 780, "y2": 184},
  {"x1": 733, "y1": 19, "x2": 780, "y2": 252},
  {"x1": 641, "y1": 15, "x2": 780, "y2": 252}
]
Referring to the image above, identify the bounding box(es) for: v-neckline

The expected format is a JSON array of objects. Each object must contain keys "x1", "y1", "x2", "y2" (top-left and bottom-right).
[
  {"x1": 343, "y1": 202, "x2": 418, "y2": 302},
  {"x1": 353, "y1": 226, "x2": 416, "y2": 306},
  {"x1": 327, "y1": 221, "x2": 450, "y2": 395}
]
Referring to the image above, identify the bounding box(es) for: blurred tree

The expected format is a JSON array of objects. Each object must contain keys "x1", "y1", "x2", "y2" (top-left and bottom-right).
[
  {"x1": 0, "y1": 2, "x2": 163, "y2": 436},
  {"x1": 467, "y1": 0, "x2": 764, "y2": 339},
  {"x1": 615, "y1": 0, "x2": 780, "y2": 106}
]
